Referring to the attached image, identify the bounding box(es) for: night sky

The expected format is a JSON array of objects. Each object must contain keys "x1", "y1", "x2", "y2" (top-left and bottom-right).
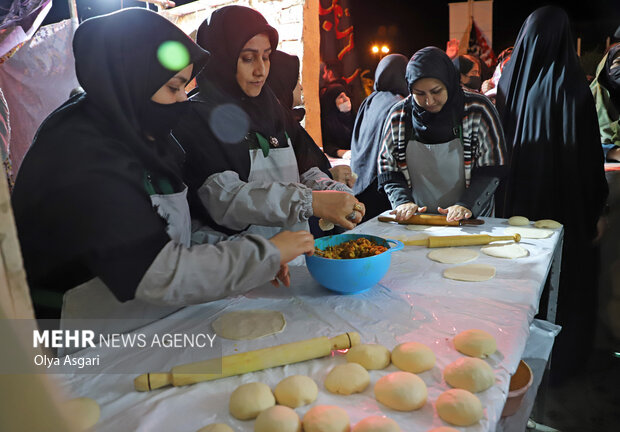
[{"x1": 43, "y1": 0, "x2": 619, "y2": 73}]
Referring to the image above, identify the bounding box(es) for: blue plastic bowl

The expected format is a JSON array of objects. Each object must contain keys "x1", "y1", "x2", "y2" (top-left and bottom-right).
[{"x1": 305, "y1": 234, "x2": 404, "y2": 294}]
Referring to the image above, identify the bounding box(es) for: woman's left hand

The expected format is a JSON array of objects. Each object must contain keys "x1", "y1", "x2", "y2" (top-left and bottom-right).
[
  {"x1": 271, "y1": 264, "x2": 291, "y2": 288},
  {"x1": 438, "y1": 205, "x2": 472, "y2": 222},
  {"x1": 329, "y1": 165, "x2": 356, "y2": 188}
]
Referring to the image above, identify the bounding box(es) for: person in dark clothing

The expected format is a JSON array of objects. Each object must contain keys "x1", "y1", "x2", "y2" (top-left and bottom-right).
[
  {"x1": 320, "y1": 82, "x2": 355, "y2": 158},
  {"x1": 496, "y1": 6, "x2": 609, "y2": 382},
  {"x1": 377, "y1": 47, "x2": 507, "y2": 222},
  {"x1": 11, "y1": 8, "x2": 314, "y2": 323},
  {"x1": 590, "y1": 43, "x2": 620, "y2": 161},
  {"x1": 453, "y1": 54, "x2": 482, "y2": 92},
  {"x1": 350, "y1": 54, "x2": 409, "y2": 221},
  {"x1": 173, "y1": 6, "x2": 364, "y2": 246}
]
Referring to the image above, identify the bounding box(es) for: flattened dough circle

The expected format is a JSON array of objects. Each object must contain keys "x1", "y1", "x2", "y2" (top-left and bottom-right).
[
  {"x1": 534, "y1": 219, "x2": 562, "y2": 229},
  {"x1": 481, "y1": 243, "x2": 528, "y2": 259},
  {"x1": 428, "y1": 248, "x2": 479, "y2": 264},
  {"x1": 443, "y1": 264, "x2": 496, "y2": 282},
  {"x1": 504, "y1": 226, "x2": 553, "y2": 239},
  {"x1": 212, "y1": 310, "x2": 285, "y2": 340}
]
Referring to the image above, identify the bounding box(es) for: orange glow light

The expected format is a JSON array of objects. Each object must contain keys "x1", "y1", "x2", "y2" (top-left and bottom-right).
[
  {"x1": 381, "y1": 45, "x2": 390, "y2": 54},
  {"x1": 371, "y1": 45, "x2": 379, "y2": 54}
]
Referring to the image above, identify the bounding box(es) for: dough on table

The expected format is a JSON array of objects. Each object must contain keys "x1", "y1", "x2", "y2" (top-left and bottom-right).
[
  {"x1": 534, "y1": 219, "x2": 562, "y2": 229},
  {"x1": 504, "y1": 226, "x2": 553, "y2": 239},
  {"x1": 481, "y1": 243, "x2": 529, "y2": 259},
  {"x1": 212, "y1": 310, "x2": 285, "y2": 340},
  {"x1": 427, "y1": 248, "x2": 479, "y2": 264},
  {"x1": 62, "y1": 397, "x2": 100, "y2": 430},
  {"x1": 406, "y1": 224, "x2": 443, "y2": 231},
  {"x1": 346, "y1": 344, "x2": 391, "y2": 370},
  {"x1": 374, "y1": 371, "x2": 427, "y2": 411},
  {"x1": 274, "y1": 375, "x2": 318, "y2": 408},
  {"x1": 435, "y1": 388, "x2": 484, "y2": 426},
  {"x1": 324, "y1": 362, "x2": 370, "y2": 395},
  {"x1": 229, "y1": 382, "x2": 275, "y2": 420},
  {"x1": 391, "y1": 342, "x2": 435, "y2": 373},
  {"x1": 351, "y1": 415, "x2": 401, "y2": 432},
  {"x1": 454, "y1": 329, "x2": 497, "y2": 358},
  {"x1": 507, "y1": 216, "x2": 529, "y2": 226},
  {"x1": 254, "y1": 405, "x2": 301, "y2": 432},
  {"x1": 443, "y1": 357, "x2": 495, "y2": 392},
  {"x1": 302, "y1": 405, "x2": 350, "y2": 432},
  {"x1": 443, "y1": 264, "x2": 496, "y2": 282},
  {"x1": 196, "y1": 424, "x2": 233, "y2": 432}
]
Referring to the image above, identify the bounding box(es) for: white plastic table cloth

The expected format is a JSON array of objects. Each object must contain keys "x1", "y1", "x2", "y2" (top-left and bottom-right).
[{"x1": 57, "y1": 216, "x2": 563, "y2": 432}]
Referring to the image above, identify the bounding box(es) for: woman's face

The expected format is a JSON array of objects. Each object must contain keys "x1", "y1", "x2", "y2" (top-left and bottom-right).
[
  {"x1": 461, "y1": 59, "x2": 481, "y2": 89},
  {"x1": 236, "y1": 33, "x2": 272, "y2": 97},
  {"x1": 151, "y1": 64, "x2": 193, "y2": 104},
  {"x1": 410, "y1": 77, "x2": 448, "y2": 113}
]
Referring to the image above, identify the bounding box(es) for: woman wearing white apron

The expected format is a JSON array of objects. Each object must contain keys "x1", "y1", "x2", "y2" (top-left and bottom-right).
[
  {"x1": 175, "y1": 6, "x2": 365, "y2": 249},
  {"x1": 377, "y1": 47, "x2": 507, "y2": 222},
  {"x1": 11, "y1": 9, "x2": 315, "y2": 331}
]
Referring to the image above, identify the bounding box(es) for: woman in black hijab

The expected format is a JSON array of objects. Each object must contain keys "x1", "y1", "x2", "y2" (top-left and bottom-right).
[
  {"x1": 175, "y1": 6, "x2": 363, "y2": 243},
  {"x1": 496, "y1": 6, "x2": 608, "y2": 382},
  {"x1": 350, "y1": 54, "x2": 408, "y2": 221},
  {"x1": 320, "y1": 82, "x2": 355, "y2": 158},
  {"x1": 377, "y1": 47, "x2": 507, "y2": 222},
  {"x1": 11, "y1": 8, "x2": 313, "y2": 322},
  {"x1": 590, "y1": 43, "x2": 620, "y2": 161},
  {"x1": 453, "y1": 54, "x2": 482, "y2": 92}
]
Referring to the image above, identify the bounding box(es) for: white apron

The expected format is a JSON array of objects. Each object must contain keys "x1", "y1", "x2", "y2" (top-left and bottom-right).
[{"x1": 59, "y1": 185, "x2": 192, "y2": 350}]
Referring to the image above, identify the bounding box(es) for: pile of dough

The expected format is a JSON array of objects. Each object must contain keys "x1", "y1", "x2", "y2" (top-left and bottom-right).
[
  {"x1": 346, "y1": 344, "x2": 391, "y2": 370},
  {"x1": 427, "y1": 248, "x2": 479, "y2": 264},
  {"x1": 196, "y1": 424, "x2": 233, "y2": 432},
  {"x1": 352, "y1": 415, "x2": 401, "y2": 432},
  {"x1": 507, "y1": 216, "x2": 529, "y2": 226},
  {"x1": 504, "y1": 226, "x2": 553, "y2": 239},
  {"x1": 229, "y1": 382, "x2": 275, "y2": 420},
  {"x1": 443, "y1": 264, "x2": 496, "y2": 282},
  {"x1": 391, "y1": 342, "x2": 435, "y2": 373},
  {"x1": 435, "y1": 388, "x2": 483, "y2": 426},
  {"x1": 453, "y1": 329, "x2": 497, "y2": 358},
  {"x1": 374, "y1": 371, "x2": 427, "y2": 411},
  {"x1": 274, "y1": 375, "x2": 318, "y2": 408},
  {"x1": 443, "y1": 357, "x2": 495, "y2": 392},
  {"x1": 481, "y1": 243, "x2": 528, "y2": 259},
  {"x1": 302, "y1": 405, "x2": 350, "y2": 432},
  {"x1": 324, "y1": 363, "x2": 370, "y2": 395},
  {"x1": 255, "y1": 405, "x2": 301, "y2": 432},
  {"x1": 62, "y1": 397, "x2": 100, "y2": 430},
  {"x1": 212, "y1": 310, "x2": 285, "y2": 340},
  {"x1": 534, "y1": 219, "x2": 562, "y2": 229}
]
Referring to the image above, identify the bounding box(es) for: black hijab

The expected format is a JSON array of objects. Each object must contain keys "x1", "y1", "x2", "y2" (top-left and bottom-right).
[
  {"x1": 266, "y1": 50, "x2": 300, "y2": 110},
  {"x1": 406, "y1": 47, "x2": 464, "y2": 144},
  {"x1": 320, "y1": 82, "x2": 348, "y2": 115},
  {"x1": 351, "y1": 54, "x2": 408, "y2": 195},
  {"x1": 496, "y1": 6, "x2": 607, "y2": 236},
  {"x1": 599, "y1": 44, "x2": 620, "y2": 110},
  {"x1": 73, "y1": 8, "x2": 209, "y2": 181}
]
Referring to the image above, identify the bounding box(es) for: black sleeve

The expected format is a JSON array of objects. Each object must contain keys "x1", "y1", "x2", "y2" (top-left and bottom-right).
[{"x1": 380, "y1": 171, "x2": 414, "y2": 208}]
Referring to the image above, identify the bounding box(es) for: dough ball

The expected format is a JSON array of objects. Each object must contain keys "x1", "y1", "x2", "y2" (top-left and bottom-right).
[
  {"x1": 481, "y1": 243, "x2": 529, "y2": 259},
  {"x1": 346, "y1": 344, "x2": 391, "y2": 370},
  {"x1": 302, "y1": 405, "x2": 350, "y2": 432},
  {"x1": 63, "y1": 397, "x2": 100, "y2": 430},
  {"x1": 435, "y1": 388, "x2": 484, "y2": 426},
  {"x1": 534, "y1": 219, "x2": 562, "y2": 229},
  {"x1": 351, "y1": 415, "x2": 401, "y2": 431},
  {"x1": 507, "y1": 216, "x2": 529, "y2": 226},
  {"x1": 391, "y1": 342, "x2": 435, "y2": 373},
  {"x1": 324, "y1": 362, "x2": 370, "y2": 395},
  {"x1": 274, "y1": 375, "x2": 318, "y2": 408},
  {"x1": 427, "y1": 427, "x2": 460, "y2": 432},
  {"x1": 229, "y1": 382, "x2": 275, "y2": 420},
  {"x1": 427, "y1": 248, "x2": 479, "y2": 264},
  {"x1": 212, "y1": 310, "x2": 285, "y2": 340},
  {"x1": 504, "y1": 226, "x2": 553, "y2": 239},
  {"x1": 443, "y1": 264, "x2": 496, "y2": 282},
  {"x1": 374, "y1": 371, "x2": 427, "y2": 411},
  {"x1": 197, "y1": 424, "x2": 234, "y2": 432},
  {"x1": 454, "y1": 329, "x2": 497, "y2": 358},
  {"x1": 443, "y1": 357, "x2": 495, "y2": 392},
  {"x1": 255, "y1": 405, "x2": 301, "y2": 432},
  {"x1": 319, "y1": 219, "x2": 335, "y2": 231}
]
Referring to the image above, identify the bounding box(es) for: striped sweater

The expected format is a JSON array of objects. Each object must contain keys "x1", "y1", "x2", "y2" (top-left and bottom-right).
[{"x1": 377, "y1": 91, "x2": 506, "y2": 194}]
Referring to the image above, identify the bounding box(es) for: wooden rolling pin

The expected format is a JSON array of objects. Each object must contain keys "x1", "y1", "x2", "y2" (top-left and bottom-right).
[
  {"x1": 403, "y1": 233, "x2": 521, "y2": 247},
  {"x1": 378, "y1": 214, "x2": 484, "y2": 226},
  {"x1": 134, "y1": 332, "x2": 360, "y2": 392}
]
